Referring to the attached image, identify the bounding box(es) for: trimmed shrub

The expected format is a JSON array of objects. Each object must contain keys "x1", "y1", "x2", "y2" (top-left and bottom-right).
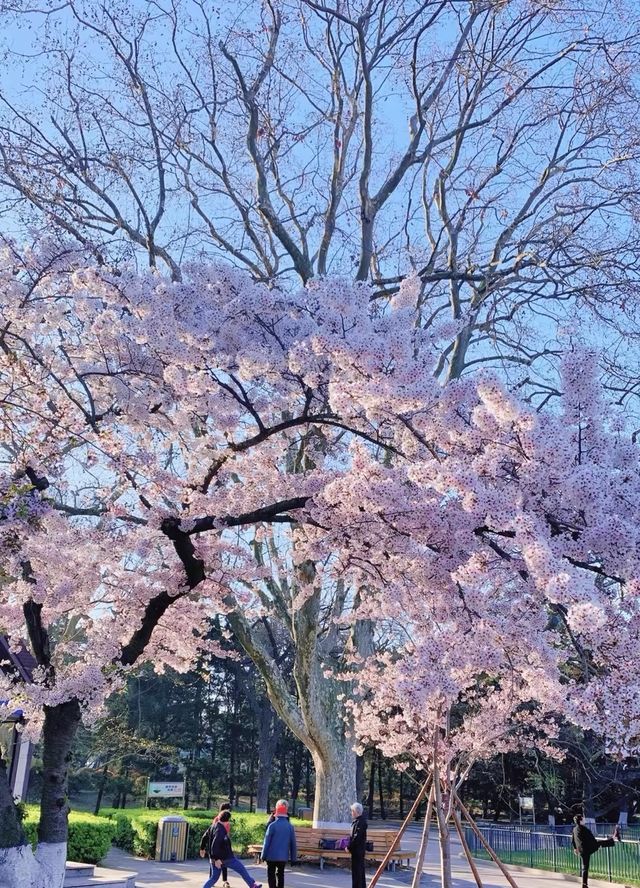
[
  {"x1": 67, "y1": 814, "x2": 116, "y2": 864},
  {"x1": 112, "y1": 812, "x2": 135, "y2": 853},
  {"x1": 23, "y1": 818, "x2": 37, "y2": 846},
  {"x1": 130, "y1": 816, "x2": 158, "y2": 859},
  {"x1": 22, "y1": 811, "x2": 116, "y2": 864},
  {"x1": 184, "y1": 816, "x2": 212, "y2": 859},
  {"x1": 227, "y1": 815, "x2": 267, "y2": 856}
]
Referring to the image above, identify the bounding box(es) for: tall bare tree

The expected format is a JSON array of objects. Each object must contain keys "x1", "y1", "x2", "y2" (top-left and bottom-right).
[{"x1": 1, "y1": 0, "x2": 639, "y2": 388}]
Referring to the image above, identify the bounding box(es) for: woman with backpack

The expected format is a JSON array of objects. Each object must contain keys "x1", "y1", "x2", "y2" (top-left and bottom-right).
[
  {"x1": 200, "y1": 803, "x2": 232, "y2": 888},
  {"x1": 202, "y1": 810, "x2": 262, "y2": 888}
]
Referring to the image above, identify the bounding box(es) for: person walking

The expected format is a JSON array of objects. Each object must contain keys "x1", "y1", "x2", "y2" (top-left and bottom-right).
[
  {"x1": 571, "y1": 814, "x2": 621, "y2": 888},
  {"x1": 200, "y1": 803, "x2": 232, "y2": 888},
  {"x1": 261, "y1": 799, "x2": 297, "y2": 888},
  {"x1": 347, "y1": 802, "x2": 368, "y2": 888},
  {"x1": 202, "y1": 810, "x2": 262, "y2": 888}
]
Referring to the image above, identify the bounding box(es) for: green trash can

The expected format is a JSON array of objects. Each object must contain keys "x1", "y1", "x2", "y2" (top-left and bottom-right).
[{"x1": 155, "y1": 815, "x2": 190, "y2": 862}]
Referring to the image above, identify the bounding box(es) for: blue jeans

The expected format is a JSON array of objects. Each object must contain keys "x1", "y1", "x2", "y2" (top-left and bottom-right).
[{"x1": 203, "y1": 856, "x2": 256, "y2": 888}]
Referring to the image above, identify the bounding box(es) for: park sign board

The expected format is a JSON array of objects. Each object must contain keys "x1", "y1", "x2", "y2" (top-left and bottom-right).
[{"x1": 147, "y1": 781, "x2": 185, "y2": 798}]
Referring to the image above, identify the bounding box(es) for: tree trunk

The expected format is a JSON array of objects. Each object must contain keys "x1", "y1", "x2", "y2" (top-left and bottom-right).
[
  {"x1": 583, "y1": 778, "x2": 596, "y2": 824},
  {"x1": 312, "y1": 741, "x2": 357, "y2": 826},
  {"x1": 435, "y1": 805, "x2": 453, "y2": 888},
  {"x1": 0, "y1": 699, "x2": 81, "y2": 888},
  {"x1": 434, "y1": 770, "x2": 453, "y2": 888},
  {"x1": 206, "y1": 736, "x2": 218, "y2": 809},
  {"x1": 291, "y1": 742, "x2": 303, "y2": 816},
  {"x1": 183, "y1": 765, "x2": 190, "y2": 810},
  {"x1": 356, "y1": 754, "x2": 365, "y2": 803},
  {"x1": 93, "y1": 763, "x2": 109, "y2": 816},
  {"x1": 378, "y1": 750, "x2": 386, "y2": 820},
  {"x1": 228, "y1": 568, "x2": 359, "y2": 826},
  {"x1": 120, "y1": 768, "x2": 128, "y2": 810},
  {"x1": 256, "y1": 709, "x2": 282, "y2": 812},
  {"x1": 368, "y1": 752, "x2": 376, "y2": 820},
  {"x1": 249, "y1": 736, "x2": 256, "y2": 813},
  {"x1": 278, "y1": 738, "x2": 287, "y2": 796},
  {"x1": 227, "y1": 668, "x2": 240, "y2": 805}
]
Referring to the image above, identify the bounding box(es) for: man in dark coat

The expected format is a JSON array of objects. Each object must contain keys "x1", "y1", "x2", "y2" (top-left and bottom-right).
[
  {"x1": 347, "y1": 802, "x2": 368, "y2": 888},
  {"x1": 571, "y1": 815, "x2": 621, "y2": 888}
]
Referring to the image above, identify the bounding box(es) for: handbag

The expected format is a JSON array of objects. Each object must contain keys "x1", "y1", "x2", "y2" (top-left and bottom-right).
[
  {"x1": 336, "y1": 837, "x2": 350, "y2": 850},
  {"x1": 365, "y1": 840, "x2": 374, "y2": 852},
  {"x1": 319, "y1": 838, "x2": 337, "y2": 850}
]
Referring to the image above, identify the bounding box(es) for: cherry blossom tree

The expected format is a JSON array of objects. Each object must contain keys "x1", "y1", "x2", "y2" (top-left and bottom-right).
[
  {"x1": 345, "y1": 351, "x2": 640, "y2": 887},
  {"x1": 1, "y1": 0, "x2": 640, "y2": 858},
  {"x1": 2, "y1": 236, "x2": 640, "y2": 887}
]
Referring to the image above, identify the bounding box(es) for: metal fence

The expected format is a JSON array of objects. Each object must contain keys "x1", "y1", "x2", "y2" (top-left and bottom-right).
[
  {"x1": 474, "y1": 822, "x2": 640, "y2": 840},
  {"x1": 464, "y1": 825, "x2": 640, "y2": 885}
]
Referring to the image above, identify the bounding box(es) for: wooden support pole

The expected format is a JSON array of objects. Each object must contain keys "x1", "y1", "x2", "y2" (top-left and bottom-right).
[
  {"x1": 455, "y1": 793, "x2": 520, "y2": 888},
  {"x1": 433, "y1": 764, "x2": 453, "y2": 888},
  {"x1": 411, "y1": 784, "x2": 435, "y2": 888},
  {"x1": 368, "y1": 775, "x2": 432, "y2": 888},
  {"x1": 452, "y1": 806, "x2": 483, "y2": 888}
]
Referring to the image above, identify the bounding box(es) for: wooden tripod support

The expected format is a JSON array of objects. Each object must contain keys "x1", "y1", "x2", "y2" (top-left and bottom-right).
[
  {"x1": 454, "y1": 792, "x2": 521, "y2": 888},
  {"x1": 366, "y1": 776, "x2": 520, "y2": 888},
  {"x1": 368, "y1": 775, "x2": 432, "y2": 888}
]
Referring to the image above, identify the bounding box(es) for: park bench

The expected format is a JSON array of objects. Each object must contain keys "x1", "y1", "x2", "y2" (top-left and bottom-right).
[{"x1": 248, "y1": 825, "x2": 415, "y2": 871}]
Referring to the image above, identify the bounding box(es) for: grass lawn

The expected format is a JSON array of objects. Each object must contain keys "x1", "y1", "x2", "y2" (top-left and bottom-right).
[{"x1": 473, "y1": 842, "x2": 640, "y2": 886}]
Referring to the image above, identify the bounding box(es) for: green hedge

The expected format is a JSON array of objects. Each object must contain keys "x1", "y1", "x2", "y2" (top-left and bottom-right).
[
  {"x1": 101, "y1": 808, "x2": 306, "y2": 859},
  {"x1": 112, "y1": 813, "x2": 135, "y2": 853},
  {"x1": 23, "y1": 812, "x2": 116, "y2": 864},
  {"x1": 126, "y1": 812, "x2": 258, "y2": 859}
]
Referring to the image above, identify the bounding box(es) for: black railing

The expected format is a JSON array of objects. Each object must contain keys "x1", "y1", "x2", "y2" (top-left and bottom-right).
[{"x1": 464, "y1": 825, "x2": 640, "y2": 885}]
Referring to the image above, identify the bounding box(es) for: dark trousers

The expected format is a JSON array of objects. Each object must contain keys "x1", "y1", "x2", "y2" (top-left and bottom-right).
[
  {"x1": 351, "y1": 853, "x2": 366, "y2": 888},
  {"x1": 209, "y1": 861, "x2": 228, "y2": 881},
  {"x1": 266, "y1": 861, "x2": 286, "y2": 888},
  {"x1": 581, "y1": 839, "x2": 615, "y2": 888}
]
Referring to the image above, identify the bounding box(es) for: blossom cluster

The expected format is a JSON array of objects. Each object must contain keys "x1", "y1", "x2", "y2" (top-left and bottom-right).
[{"x1": 1, "y1": 239, "x2": 639, "y2": 769}]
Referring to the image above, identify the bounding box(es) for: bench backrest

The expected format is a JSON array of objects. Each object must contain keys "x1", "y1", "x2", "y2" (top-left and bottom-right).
[{"x1": 294, "y1": 826, "x2": 401, "y2": 852}]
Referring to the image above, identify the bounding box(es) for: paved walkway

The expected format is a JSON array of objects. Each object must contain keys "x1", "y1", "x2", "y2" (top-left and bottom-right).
[{"x1": 103, "y1": 826, "x2": 615, "y2": 888}]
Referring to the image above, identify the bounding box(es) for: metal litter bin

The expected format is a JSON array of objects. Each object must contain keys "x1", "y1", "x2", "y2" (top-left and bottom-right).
[{"x1": 155, "y1": 815, "x2": 189, "y2": 862}]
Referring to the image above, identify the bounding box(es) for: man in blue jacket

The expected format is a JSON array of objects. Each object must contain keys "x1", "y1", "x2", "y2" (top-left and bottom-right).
[{"x1": 261, "y1": 799, "x2": 297, "y2": 888}]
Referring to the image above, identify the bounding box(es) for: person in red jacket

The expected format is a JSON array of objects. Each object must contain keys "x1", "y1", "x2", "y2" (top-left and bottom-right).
[
  {"x1": 202, "y1": 811, "x2": 262, "y2": 888},
  {"x1": 200, "y1": 803, "x2": 232, "y2": 888}
]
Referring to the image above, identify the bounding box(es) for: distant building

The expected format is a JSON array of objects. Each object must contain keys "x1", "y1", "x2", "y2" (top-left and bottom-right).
[{"x1": 0, "y1": 636, "x2": 36, "y2": 801}]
